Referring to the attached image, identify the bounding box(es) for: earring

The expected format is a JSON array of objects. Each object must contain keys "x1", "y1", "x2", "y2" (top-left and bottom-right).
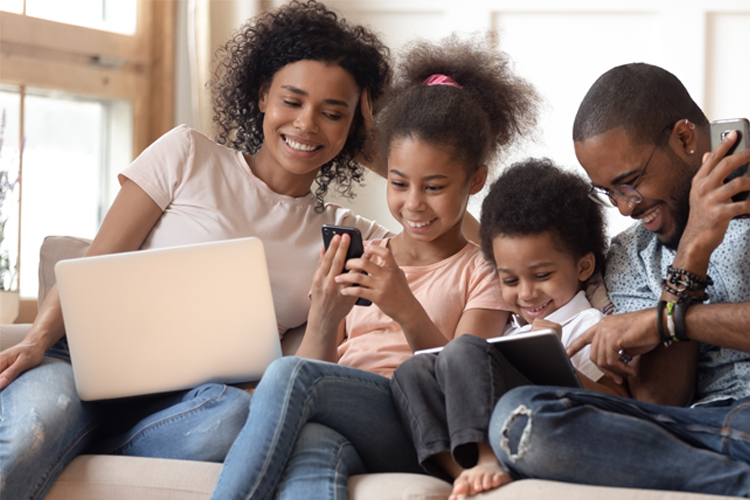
[
  {"x1": 689, "y1": 149, "x2": 695, "y2": 154},
  {"x1": 684, "y1": 119, "x2": 695, "y2": 130}
]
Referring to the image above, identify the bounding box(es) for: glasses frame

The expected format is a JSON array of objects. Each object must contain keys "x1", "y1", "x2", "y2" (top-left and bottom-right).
[{"x1": 588, "y1": 124, "x2": 674, "y2": 208}]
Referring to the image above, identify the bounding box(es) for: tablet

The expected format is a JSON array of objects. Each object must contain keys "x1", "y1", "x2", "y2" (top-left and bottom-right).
[{"x1": 415, "y1": 329, "x2": 582, "y2": 388}]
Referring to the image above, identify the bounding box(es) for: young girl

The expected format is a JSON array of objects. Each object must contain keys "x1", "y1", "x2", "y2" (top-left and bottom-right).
[
  {"x1": 390, "y1": 158, "x2": 630, "y2": 500},
  {"x1": 0, "y1": 2, "x2": 392, "y2": 499},
  {"x1": 209, "y1": 34, "x2": 540, "y2": 500}
]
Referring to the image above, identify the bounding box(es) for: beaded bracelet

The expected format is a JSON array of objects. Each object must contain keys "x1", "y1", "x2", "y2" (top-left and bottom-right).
[
  {"x1": 661, "y1": 279, "x2": 710, "y2": 303},
  {"x1": 666, "y1": 265, "x2": 713, "y2": 291}
]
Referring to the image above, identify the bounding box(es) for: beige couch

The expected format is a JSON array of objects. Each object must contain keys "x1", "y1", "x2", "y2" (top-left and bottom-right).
[{"x1": 0, "y1": 236, "x2": 732, "y2": 500}]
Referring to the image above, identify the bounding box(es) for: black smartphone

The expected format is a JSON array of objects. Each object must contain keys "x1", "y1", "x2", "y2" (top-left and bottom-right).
[
  {"x1": 321, "y1": 224, "x2": 371, "y2": 306},
  {"x1": 710, "y1": 118, "x2": 750, "y2": 203}
]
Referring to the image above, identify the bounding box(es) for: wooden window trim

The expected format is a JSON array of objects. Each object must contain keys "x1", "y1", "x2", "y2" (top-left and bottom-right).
[
  {"x1": 0, "y1": 0, "x2": 177, "y2": 156},
  {"x1": 0, "y1": 1, "x2": 177, "y2": 323}
]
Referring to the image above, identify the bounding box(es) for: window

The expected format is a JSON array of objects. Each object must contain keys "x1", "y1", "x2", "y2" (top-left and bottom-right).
[
  {"x1": 1, "y1": 85, "x2": 132, "y2": 295},
  {"x1": 0, "y1": 1, "x2": 175, "y2": 319},
  {"x1": 24, "y1": 0, "x2": 138, "y2": 34}
]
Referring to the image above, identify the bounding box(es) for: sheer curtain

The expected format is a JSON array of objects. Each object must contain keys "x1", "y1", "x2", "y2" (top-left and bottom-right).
[{"x1": 179, "y1": 0, "x2": 262, "y2": 138}]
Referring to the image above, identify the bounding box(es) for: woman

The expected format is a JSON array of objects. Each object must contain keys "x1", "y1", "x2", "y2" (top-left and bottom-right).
[{"x1": 0, "y1": 2, "x2": 392, "y2": 499}]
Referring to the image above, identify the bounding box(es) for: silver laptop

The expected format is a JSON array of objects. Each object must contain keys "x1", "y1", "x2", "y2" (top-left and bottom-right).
[{"x1": 55, "y1": 237, "x2": 282, "y2": 401}]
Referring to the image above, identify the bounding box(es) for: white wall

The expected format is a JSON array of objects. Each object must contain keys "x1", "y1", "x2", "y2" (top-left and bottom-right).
[{"x1": 287, "y1": 0, "x2": 750, "y2": 237}]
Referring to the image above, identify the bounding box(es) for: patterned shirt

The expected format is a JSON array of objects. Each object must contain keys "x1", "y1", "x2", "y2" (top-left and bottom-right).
[{"x1": 605, "y1": 219, "x2": 750, "y2": 406}]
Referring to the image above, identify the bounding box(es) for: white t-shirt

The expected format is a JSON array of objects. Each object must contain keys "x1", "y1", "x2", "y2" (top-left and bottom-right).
[
  {"x1": 506, "y1": 290, "x2": 604, "y2": 382},
  {"x1": 120, "y1": 125, "x2": 390, "y2": 335}
]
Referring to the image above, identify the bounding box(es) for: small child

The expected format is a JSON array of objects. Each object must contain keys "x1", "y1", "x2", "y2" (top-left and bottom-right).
[{"x1": 391, "y1": 158, "x2": 629, "y2": 500}]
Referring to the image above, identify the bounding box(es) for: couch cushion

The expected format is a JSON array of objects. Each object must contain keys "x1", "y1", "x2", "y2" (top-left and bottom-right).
[
  {"x1": 0, "y1": 324, "x2": 31, "y2": 350},
  {"x1": 469, "y1": 479, "x2": 734, "y2": 499},
  {"x1": 45, "y1": 455, "x2": 221, "y2": 500},
  {"x1": 349, "y1": 473, "x2": 452, "y2": 500},
  {"x1": 42, "y1": 455, "x2": 731, "y2": 500},
  {"x1": 38, "y1": 235, "x2": 91, "y2": 308}
]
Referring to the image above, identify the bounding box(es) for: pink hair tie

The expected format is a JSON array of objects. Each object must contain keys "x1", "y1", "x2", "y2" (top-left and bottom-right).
[{"x1": 423, "y1": 74, "x2": 463, "y2": 89}]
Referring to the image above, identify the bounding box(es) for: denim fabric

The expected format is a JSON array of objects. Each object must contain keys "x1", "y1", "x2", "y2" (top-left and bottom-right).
[
  {"x1": 605, "y1": 219, "x2": 750, "y2": 405},
  {"x1": 275, "y1": 423, "x2": 366, "y2": 500},
  {"x1": 210, "y1": 357, "x2": 424, "y2": 500},
  {"x1": 390, "y1": 335, "x2": 530, "y2": 477},
  {"x1": 490, "y1": 385, "x2": 750, "y2": 497},
  {"x1": 0, "y1": 342, "x2": 252, "y2": 500}
]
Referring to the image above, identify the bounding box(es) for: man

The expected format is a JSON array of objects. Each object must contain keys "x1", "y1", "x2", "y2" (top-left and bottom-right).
[{"x1": 489, "y1": 63, "x2": 750, "y2": 496}]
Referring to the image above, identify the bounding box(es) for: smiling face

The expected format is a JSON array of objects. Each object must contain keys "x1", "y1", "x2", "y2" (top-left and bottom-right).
[
  {"x1": 254, "y1": 60, "x2": 361, "y2": 196},
  {"x1": 575, "y1": 126, "x2": 695, "y2": 249},
  {"x1": 386, "y1": 137, "x2": 486, "y2": 248},
  {"x1": 493, "y1": 232, "x2": 594, "y2": 324}
]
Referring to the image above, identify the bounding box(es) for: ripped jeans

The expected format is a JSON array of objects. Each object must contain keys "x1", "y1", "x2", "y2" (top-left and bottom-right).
[
  {"x1": 490, "y1": 386, "x2": 750, "y2": 497},
  {"x1": 0, "y1": 341, "x2": 252, "y2": 500}
]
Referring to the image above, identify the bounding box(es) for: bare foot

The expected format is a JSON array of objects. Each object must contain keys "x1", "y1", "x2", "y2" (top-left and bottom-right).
[{"x1": 448, "y1": 462, "x2": 512, "y2": 500}]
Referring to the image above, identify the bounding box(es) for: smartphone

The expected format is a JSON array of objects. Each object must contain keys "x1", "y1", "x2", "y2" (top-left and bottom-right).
[
  {"x1": 321, "y1": 225, "x2": 371, "y2": 306},
  {"x1": 710, "y1": 118, "x2": 750, "y2": 203}
]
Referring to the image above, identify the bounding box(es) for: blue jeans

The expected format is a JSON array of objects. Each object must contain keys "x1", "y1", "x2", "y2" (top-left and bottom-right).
[
  {"x1": 0, "y1": 342, "x2": 252, "y2": 500},
  {"x1": 490, "y1": 385, "x2": 750, "y2": 497},
  {"x1": 210, "y1": 357, "x2": 424, "y2": 500},
  {"x1": 275, "y1": 423, "x2": 366, "y2": 500}
]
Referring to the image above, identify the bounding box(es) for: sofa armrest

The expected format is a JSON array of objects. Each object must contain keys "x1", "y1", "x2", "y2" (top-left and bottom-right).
[
  {"x1": 0, "y1": 324, "x2": 32, "y2": 351},
  {"x1": 38, "y1": 235, "x2": 92, "y2": 309}
]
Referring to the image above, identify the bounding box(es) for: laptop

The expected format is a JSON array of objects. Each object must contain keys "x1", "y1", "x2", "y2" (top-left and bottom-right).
[
  {"x1": 415, "y1": 329, "x2": 582, "y2": 388},
  {"x1": 55, "y1": 237, "x2": 282, "y2": 401}
]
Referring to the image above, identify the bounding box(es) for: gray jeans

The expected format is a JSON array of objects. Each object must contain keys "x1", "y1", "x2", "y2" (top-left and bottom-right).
[{"x1": 390, "y1": 334, "x2": 530, "y2": 479}]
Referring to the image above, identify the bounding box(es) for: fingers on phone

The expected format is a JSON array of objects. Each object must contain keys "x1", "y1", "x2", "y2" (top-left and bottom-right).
[{"x1": 331, "y1": 234, "x2": 351, "y2": 273}]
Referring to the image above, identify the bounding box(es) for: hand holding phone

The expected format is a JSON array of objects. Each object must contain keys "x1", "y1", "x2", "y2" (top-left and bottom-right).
[
  {"x1": 710, "y1": 118, "x2": 750, "y2": 203},
  {"x1": 321, "y1": 225, "x2": 371, "y2": 306}
]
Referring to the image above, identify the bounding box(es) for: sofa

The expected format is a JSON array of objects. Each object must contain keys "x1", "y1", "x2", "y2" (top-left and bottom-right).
[{"x1": 0, "y1": 236, "x2": 732, "y2": 500}]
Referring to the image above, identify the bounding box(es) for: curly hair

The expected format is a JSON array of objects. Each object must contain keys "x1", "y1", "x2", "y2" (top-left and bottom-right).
[
  {"x1": 210, "y1": 0, "x2": 392, "y2": 211},
  {"x1": 479, "y1": 158, "x2": 608, "y2": 276},
  {"x1": 378, "y1": 32, "x2": 540, "y2": 174}
]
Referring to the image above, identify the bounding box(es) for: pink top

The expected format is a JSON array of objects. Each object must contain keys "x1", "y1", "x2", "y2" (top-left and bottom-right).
[{"x1": 337, "y1": 239, "x2": 509, "y2": 377}]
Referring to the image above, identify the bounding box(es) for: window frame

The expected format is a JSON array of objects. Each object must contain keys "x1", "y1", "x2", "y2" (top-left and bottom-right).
[{"x1": 0, "y1": 0, "x2": 177, "y2": 321}]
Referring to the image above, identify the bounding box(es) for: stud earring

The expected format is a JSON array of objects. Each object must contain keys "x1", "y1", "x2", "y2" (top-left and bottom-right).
[{"x1": 689, "y1": 149, "x2": 695, "y2": 154}]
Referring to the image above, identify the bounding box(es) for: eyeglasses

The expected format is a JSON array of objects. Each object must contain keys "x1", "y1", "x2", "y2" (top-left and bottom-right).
[{"x1": 588, "y1": 125, "x2": 673, "y2": 209}]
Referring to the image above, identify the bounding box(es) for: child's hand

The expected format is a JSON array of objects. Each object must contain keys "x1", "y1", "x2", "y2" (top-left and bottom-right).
[
  {"x1": 308, "y1": 234, "x2": 358, "y2": 333},
  {"x1": 530, "y1": 319, "x2": 562, "y2": 340},
  {"x1": 336, "y1": 243, "x2": 419, "y2": 322}
]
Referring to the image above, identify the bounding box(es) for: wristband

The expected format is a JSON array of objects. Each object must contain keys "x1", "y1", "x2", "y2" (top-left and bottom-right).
[
  {"x1": 656, "y1": 300, "x2": 672, "y2": 347},
  {"x1": 672, "y1": 296, "x2": 692, "y2": 342},
  {"x1": 665, "y1": 300, "x2": 676, "y2": 340}
]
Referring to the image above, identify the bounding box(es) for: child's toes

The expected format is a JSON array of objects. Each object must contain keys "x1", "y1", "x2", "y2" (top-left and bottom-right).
[
  {"x1": 473, "y1": 475, "x2": 484, "y2": 493},
  {"x1": 451, "y1": 477, "x2": 470, "y2": 500},
  {"x1": 483, "y1": 473, "x2": 495, "y2": 490}
]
